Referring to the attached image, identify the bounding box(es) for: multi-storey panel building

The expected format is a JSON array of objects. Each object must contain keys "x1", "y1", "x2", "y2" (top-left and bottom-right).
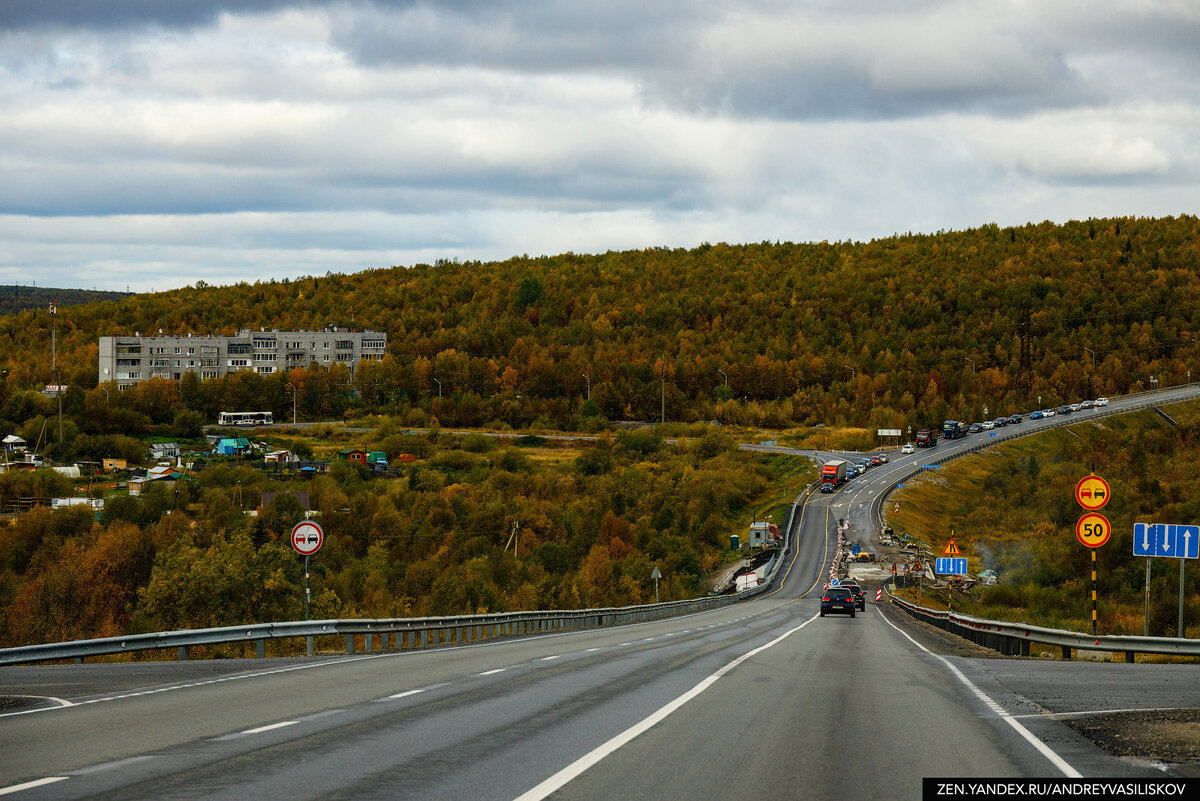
[{"x1": 98, "y1": 327, "x2": 387, "y2": 389}]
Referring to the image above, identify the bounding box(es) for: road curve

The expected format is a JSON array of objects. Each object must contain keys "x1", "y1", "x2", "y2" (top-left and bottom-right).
[{"x1": 5, "y1": 387, "x2": 1200, "y2": 799}]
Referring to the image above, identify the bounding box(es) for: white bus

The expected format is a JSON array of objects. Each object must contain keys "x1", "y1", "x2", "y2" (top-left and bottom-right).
[{"x1": 218, "y1": 411, "x2": 274, "y2": 427}]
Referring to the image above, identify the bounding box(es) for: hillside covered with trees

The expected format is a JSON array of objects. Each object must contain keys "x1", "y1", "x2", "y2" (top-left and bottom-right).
[{"x1": 2, "y1": 216, "x2": 1200, "y2": 440}]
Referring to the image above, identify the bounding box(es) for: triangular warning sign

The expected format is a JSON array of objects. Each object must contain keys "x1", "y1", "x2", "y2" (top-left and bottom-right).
[{"x1": 942, "y1": 538, "x2": 961, "y2": 556}]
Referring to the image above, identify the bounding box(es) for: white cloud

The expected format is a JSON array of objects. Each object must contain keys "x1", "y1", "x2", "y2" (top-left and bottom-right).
[{"x1": 0, "y1": 1, "x2": 1197, "y2": 291}]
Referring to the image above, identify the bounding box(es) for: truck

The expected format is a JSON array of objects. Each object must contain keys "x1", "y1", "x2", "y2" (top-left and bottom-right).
[
  {"x1": 820, "y1": 459, "x2": 847, "y2": 492},
  {"x1": 942, "y1": 420, "x2": 966, "y2": 439},
  {"x1": 916, "y1": 428, "x2": 939, "y2": 447}
]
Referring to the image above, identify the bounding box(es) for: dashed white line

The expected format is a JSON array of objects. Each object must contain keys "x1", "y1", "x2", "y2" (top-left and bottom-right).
[
  {"x1": 0, "y1": 777, "x2": 69, "y2": 796},
  {"x1": 387, "y1": 688, "x2": 427, "y2": 700},
  {"x1": 540, "y1": 655, "x2": 561, "y2": 661},
  {"x1": 513, "y1": 614, "x2": 820, "y2": 801},
  {"x1": 242, "y1": 721, "x2": 298, "y2": 735},
  {"x1": 478, "y1": 668, "x2": 507, "y2": 676}
]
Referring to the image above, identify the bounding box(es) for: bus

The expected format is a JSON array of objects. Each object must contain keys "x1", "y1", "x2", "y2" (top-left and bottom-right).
[{"x1": 218, "y1": 411, "x2": 274, "y2": 427}]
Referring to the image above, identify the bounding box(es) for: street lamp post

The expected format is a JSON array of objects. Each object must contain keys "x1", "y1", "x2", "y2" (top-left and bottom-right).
[
  {"x1": 718, "y1": 369, "x2": 728, "y2": 388},
  {"x1": 1084, "y1": 347, "x2": 1095, "y2": 367},
  {"x1": 582, "y1": 373, "x2": 590, "y2": 400},
  {"x1": 434, "y1": 378, "x2": 442, "y2": 398},
  {"x1": 965, "y1": 357, "x2": 975, "y2": 373},
  {"x1": 100, "y1": 387, "x2": 109, "y2": 408},
  {"x1": 287, "y1": 382, "x2": 297, "y2": 424},
  {"x1": 844, "y1": 365, "x2": 855, "y2": 380}
]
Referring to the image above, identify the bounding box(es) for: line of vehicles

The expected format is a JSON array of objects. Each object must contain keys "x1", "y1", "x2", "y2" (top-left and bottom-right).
[
  {"x1": 819, "y1": 396, "x2": 1112, "y2": 494},
  {"x1": 913, "y1": 397, "x2": 1110, "y2": 448},
  {"x1": 820, "y1": 453, "x2": 888, "y2": 492}
]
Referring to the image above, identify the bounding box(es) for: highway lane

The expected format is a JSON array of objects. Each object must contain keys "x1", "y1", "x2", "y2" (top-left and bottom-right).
[{"x1": 6, "y1": 388, "x2": 1200, "y2": 798}]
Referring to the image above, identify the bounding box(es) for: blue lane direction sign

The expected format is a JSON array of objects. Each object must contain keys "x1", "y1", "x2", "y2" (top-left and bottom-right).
[
  {"x1": 935, "y1": 557, "x2": 968, "y2": 575},
  {"x1": 1134, "y1": 523, "x2": 1200, "y2": 559}
]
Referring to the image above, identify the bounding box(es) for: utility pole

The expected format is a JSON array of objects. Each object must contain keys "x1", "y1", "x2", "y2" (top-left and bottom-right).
[
  {"x1": 50, "y1": 303, "x2": 62, "y2": 444},
  {"x1": 660, "y1": 355, "x2": 666, "y2": 424},
  {"x1": 582, "y1": 373, "x2": 590, "y2": 400},
  {"x1": 287, "y1": 382, "x2": 298, "y2": 424}
]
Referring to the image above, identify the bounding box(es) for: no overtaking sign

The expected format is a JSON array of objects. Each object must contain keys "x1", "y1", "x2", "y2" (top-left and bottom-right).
[{"x1": 291, "y1": 521, "x2": 324, "y2": 556}]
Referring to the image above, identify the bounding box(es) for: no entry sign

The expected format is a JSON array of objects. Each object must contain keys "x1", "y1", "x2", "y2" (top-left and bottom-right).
[{"x1": 291, "y1": 521, "x2": 324, "y2": 556}]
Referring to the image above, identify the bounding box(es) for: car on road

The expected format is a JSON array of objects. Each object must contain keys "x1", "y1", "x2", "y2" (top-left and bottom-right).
[
  {"x1": 1080, "y1": 400, "x2": 1094, "y2": 409},
  {"x1": 1069, "y1": 403, "x2": 1082, "y2": 412},
  {"x1": 841, "y1": 580, "x2": 866, "y2": 610},
  {"x1": 1029, "y1": 410, "x2": 1043, "y2": 420},
  {"x1": 980, "y1": 420, "x2": 994, "y2": 430},
  {"x1": 869, "y1": 455, "x2": 882, "y2": 466},
  {"x1": 901, "y1": 443, "x2": 915, "y2": 454},
  {"x1": 968, "y1": 422, "x2": 982, "y2": 433},
  {"x1": 1096, "y1": 397, "x2": 1109, "y2": 407},
  {"x1": 1043, "y1": 409, "x2": 1056, "y2": 417},
  {"x1": 1007, "y1": 414, "x2": 1022, "y2": 424},
  {"x1": 877, "y1": 453, "x2": 888, "y2": 463},
  {"x1": 845, "y1": 465, "x2": 859, "y2": 479},
  {"x1": 993, "y1": 417, "x2": 1007, "y2": 428},
  {"x1": 1057, "y1": 405, "x2": 1072, "y2": 415},
  {"x1": 857, "y1": 459, "x2": 870, "y2": 471},
  {"x1": 820, "y1": 587, "x2": 856, "y2": 617}
]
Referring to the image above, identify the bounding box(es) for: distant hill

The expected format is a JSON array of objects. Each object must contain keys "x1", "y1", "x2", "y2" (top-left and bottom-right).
[
  {"x1": 1, "y1": 215, "x2": 1199, "y2": 431},
  {"x1": 0, "y1": 285, "x2": 133, "y2": 315}
]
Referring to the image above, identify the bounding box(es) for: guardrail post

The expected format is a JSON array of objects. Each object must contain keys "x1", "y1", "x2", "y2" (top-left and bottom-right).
[
  {"x1": 178, "y1": 646, "x2": 188, "y2": 661},
  {"x1": 1125, "y1": 651, "x2": 1135, "y2": 663},
  {"x1": 1061, "y1": 645, "x2": 1072, "y2": 660},
  {"x1": 256, "y1": 639, "x2": 265, "y2": 659},
  {"x1": 307, "y1": 636, "x2": 314, "y2": 656},
  {"x1": 346, "y1": 634, "x2": 355, "y2": 654},
  {"x1": 419, "y1": 630, "x2": 427, "y2": 648},
  {"x1": 364, "y1": 633, "x2": 373, "y2": 652},
  {"x1": 1019, "y1": 639, "x2": 1030, "y2": 657}
]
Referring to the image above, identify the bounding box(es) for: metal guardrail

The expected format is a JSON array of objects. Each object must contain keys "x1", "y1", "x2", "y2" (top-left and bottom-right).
[
  {"x1": 0, "y1": 594, "x2": 749, "y2": 667},
  {"x1": 885, "y1": 588, "x2": 1200, "y2": 662}
]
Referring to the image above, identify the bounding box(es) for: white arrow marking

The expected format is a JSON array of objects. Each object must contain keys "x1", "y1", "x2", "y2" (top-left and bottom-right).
[
  {"x1": 1141, "y1": 524, "x2": 1151, "y2": 551},
  {"x1": 1185, "y1": 531, "x2": 1194, "y2": 559},
  {"x1": 1162, "y1": 525, "x2": 1172, "y2": 551}
]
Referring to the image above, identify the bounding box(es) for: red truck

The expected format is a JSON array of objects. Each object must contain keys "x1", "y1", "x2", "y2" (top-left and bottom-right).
[
  {"x1": 916, "y1": 428, "x2": 939, "y2": 447},
  {"x1": 820, "y1": 459, "x2": 848, "y2": 492}
]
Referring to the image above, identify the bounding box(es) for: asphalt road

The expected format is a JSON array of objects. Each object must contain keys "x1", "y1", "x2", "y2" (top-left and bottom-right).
[{"x1": 5, "y1": 386, "x2": 1199, "y2": 799}]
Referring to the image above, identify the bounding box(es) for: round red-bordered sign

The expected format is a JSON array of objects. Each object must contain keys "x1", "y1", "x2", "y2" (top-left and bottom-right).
[
  {"x1": 1076, "y1": 512, "x2": 1111, "y2": 548},
  {"x1": 291, "y1": 521, "x2": 324, "y2": 556},
  {"x1": 1075, "y1": 475, "x2": 1111, "y2": 511}
]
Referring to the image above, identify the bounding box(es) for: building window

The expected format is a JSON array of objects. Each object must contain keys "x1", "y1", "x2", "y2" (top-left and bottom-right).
[{"x1": 188, "y1": 347, "x2": 195, "y2": 355}]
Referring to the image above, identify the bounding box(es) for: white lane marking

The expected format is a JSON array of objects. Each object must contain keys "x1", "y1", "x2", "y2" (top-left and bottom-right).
[
  {"x1": 512, "y1": 614, "x2": 820, "y2": 801},
  {"x1": 386, "y1": 688, "x2": 428, "y2": 700},
  {"x1": 1011, "y1": 705, "x2": 1190, "y2": 720},
  {"x1": 540, "y1": 655, "x2": 561, "y2": 661},
  {"x1": 478, "y1": 668, "x2": 507, "y2": 676},
  {"x1": 243, "y1": 721, "x2": 298, "y2": 735},
  {"x1": 0, "y1": 777, "x2": 69, "y2": 796},
  {"x1": 878, "y1": 611, "x2": 1081, "y2": 777},
  {"x1": 72, "y1": 756, "x2": 158, "y2": 776},
  {"x1": 584, "y1": 648, "x2": 601, "y2": 653}
]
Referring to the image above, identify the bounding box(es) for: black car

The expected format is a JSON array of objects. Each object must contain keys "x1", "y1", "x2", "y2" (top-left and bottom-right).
[
  {"x1": 841, "y1": 581, "x2": 866, "y2": 611},
  {"x1": 1008, "y1": 414, "x2": 1022, "y2": 424},
  {"x1": 967, "y1": 423, "x2": 982, "y2": 433},
  {"x1": 820, "y1": 587, "x2": 856, "y2": 617}
]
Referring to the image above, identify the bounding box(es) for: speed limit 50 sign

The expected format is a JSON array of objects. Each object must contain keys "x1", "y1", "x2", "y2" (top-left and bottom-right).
[{"x1": 1076, "y1": 512, "x2": 1111, "y2": 548}]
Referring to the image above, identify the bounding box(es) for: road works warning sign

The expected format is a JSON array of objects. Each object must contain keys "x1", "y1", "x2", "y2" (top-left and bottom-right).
[{"x1": 942, "y1": 538, "x2": 962, "y2": 556}]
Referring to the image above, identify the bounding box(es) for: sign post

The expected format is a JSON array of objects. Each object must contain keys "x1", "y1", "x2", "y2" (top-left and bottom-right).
[
  {"x1": 291, "y1": 521, "x2": 324, "y2": 623},
  {"x1": 650, "y1": 565, "x2": 662, "y2": 604},
  {"x1": 1134, "y1": 523, "x2": 1199, "y2": 637},
  {"x1": 1075, "y1": 475, "x2": 1110, "y2": 637}
]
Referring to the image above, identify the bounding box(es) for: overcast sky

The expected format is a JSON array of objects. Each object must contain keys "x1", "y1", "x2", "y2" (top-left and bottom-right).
[{"x1": 2, "y1": 1, "x2": 1197, "y2": 293}]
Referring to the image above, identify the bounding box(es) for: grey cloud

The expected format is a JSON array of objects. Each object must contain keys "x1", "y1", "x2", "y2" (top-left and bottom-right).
[{"x1": 0, "y1": 0, "x2": 307, "y2": 30}]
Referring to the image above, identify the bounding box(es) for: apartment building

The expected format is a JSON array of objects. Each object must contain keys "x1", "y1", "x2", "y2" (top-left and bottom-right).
[{"x1": 98, "y1": 327, "x2": 387, "y2": 389}]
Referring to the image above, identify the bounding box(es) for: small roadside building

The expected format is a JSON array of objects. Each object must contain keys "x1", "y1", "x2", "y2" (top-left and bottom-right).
[
  {"x1": 215, "y1": 438, "x2": 251, "y2": 456},
  {"x1": 150, "y1": 442, "x2": 180, "y2": 460},
  {"x1": 338, "y1": 448, "x2": 368, "y2": 466}
]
